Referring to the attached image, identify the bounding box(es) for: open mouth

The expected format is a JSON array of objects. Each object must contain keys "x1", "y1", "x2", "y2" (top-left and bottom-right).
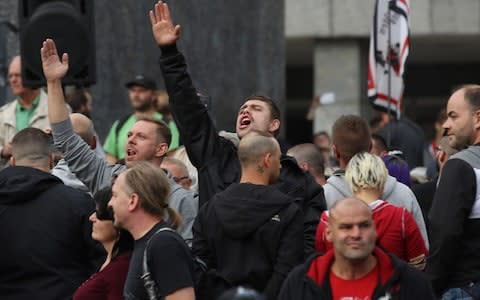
[
  {"x1": 239, "y1": 116, "x2": 251, "y2": 129},
  {"x1": 126, "y1": 148, "x2": 137, "y2": 158}
]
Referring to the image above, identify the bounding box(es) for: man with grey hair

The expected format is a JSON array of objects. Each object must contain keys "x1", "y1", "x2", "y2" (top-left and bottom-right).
[
  {"x1": 193, "y1": 132, "x2": 303, "y2": 300},
  {"x1": 287, "y1": 143, "x2": 326, "y2": 185},
  {"x1": 161, "y1": 157, "x2": 193, "y2": 190},
  {"x1": 279, "y1": 197, "x2": 435, "y2": 300},
  {"x1": 0, "y1": 128, "x2": 100, "y2": 298},
  {"x1": 427, "y1": 85, "x2": 480, "y2": 298},
  {"x1": 0, "y1": 56, "x2": 50, "y2": 166}
]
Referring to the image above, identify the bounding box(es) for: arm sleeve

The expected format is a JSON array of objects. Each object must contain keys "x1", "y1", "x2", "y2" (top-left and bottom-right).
[
  {"x1": 426, "y1": 158, "x2": 476, "y2": 295},
  {"x1": 191, "y1": 202, "x2": 214, "y2": 268},
  {"x1": 150, "y1": 233, "x2": 195, "y2": 298},
  {"x1": 403, "y1": 209, "x2": 428, "y2": 268},
  {"x1": 159, "y1": 45, "x2": 227, "y2": 169},
  {"x1": 51, "y1": 119, "x2": 124, "y2": 194},
  {"x1": 264, "y1": 206, "x2": 304, "y2": 300}
]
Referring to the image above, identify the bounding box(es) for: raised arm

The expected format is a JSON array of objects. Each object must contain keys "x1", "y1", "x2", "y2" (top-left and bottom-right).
[{"x1": 40, "y1": 39, "x2": 69, "y2": 124}]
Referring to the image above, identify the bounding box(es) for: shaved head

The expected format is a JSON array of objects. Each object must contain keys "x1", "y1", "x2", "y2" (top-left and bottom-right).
[
  {"x1": 238, "y1": 131, "x2": 279, "y2": 167},
  {"x1": 329, "y1": 197, "x2": 372, "y2": 224},
  {"x1": 70, "y1": 113, "x2": 95, "y2": 146}
]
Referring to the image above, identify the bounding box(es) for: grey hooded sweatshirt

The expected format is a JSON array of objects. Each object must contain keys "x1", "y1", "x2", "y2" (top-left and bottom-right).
[{"x1": 324, "y1": 171, "x2": 429, "y2": 249}]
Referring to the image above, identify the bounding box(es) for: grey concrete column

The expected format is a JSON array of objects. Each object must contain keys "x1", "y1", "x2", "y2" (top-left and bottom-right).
[{"x1": 313, "y1": 40, "x2": 366, "y2": 135}]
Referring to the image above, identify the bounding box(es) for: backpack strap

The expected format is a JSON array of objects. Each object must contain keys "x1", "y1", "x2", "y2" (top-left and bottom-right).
[{"x1": 141, "y1": 227, "x2": 176, "y2": 300}]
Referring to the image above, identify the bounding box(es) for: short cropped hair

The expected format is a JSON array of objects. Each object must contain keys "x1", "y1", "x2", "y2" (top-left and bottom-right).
[
  {"x1": 462, "y1": 85, "x2": 480, "y2": 111},
  {"x1": 332, "y1": 115, "x2": 371, "y2": 163},
  {"x1": 287, "y1": 143, "x2": 325, "y2": 177},
  {"x1": 345, "y1": 152, "x2": 388, "y2": 194},
  {"x1": 66, "y1": 88, "x2": 90, "y2": 113},
  {"x1": 11, "y1": 128, "x2": 52, "y2": 164},
  {"x1": 243, "y1": 94, "x2": 281, "y2": 121},
  {"x1": 135, "y1": 116, "x2": 172, "y2": 147},
  {"x1": 238, "y1": 131, "x2": 278, "y2": 167}
]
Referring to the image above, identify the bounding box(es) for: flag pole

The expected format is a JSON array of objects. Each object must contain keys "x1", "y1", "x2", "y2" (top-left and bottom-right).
[{"x1": 386, "y1": 0, "x2": 392, "y2": 148}]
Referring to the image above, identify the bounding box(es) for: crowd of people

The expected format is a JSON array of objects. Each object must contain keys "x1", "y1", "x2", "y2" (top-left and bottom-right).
[{"x1": 0, "y1": 1, "x2": 479, "y2": 300}]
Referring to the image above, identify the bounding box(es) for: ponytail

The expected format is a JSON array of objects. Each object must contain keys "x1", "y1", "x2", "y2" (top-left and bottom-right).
[{"x1": 166, "y1": 206, "x2": 183, "y2": 230}]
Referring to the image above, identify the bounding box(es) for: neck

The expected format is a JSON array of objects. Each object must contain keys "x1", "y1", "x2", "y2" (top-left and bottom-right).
[
  {"x1": 134, "y1": 108, "x2": 156, "y2": 117},
  {"x1": 18, "y1": 89, "x2": 39, "y2": 108},
  {"x1": 354, "y1": 189, "x2": 381, "y2": 205},
  {"x1": 127, "y1": 212, "x2": 162, "y2": 240},
  {"x1": 240, "y1": 169, "x2": 270, "y2": 185},
  {"x1": 100, "y1": 240, "x2": 115, "y2": 271},
  {"x1": 331, "y1": 254, "x2": 377, "y2": 280}
]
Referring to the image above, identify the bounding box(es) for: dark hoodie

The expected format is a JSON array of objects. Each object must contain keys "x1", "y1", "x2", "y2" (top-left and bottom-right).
[
  {"x1": 278, "y1": 247, "x2": 435, "y2": 300},
  {"x1": 192, "y1": 183, "x2": 304, "y2": 300},
  {"x1": 0, "y1": 166, "x2": 100, "y2": 299}
]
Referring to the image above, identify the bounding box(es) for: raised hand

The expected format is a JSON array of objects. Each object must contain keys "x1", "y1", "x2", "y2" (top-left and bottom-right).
[
  {"x1": 149, "y1": 1, "x2": 181, "y2": 46},
  {"x1": 40, "y1": 39, "x2": 69, "y2": 82}
]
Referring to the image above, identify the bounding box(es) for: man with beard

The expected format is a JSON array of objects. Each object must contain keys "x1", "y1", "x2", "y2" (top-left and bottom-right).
[
  {"x1": 278, "y1": 197, "x2": 435, "y2": 300},
  {"x1": 149, "y1": 1, "x2": 325, "y2": 257},
  {"x1": 103, "y1": 74, "x2": 179, "y2": 164},
  {"x1": 427, "y1": 85, "x2": 480, "y2": 298}
]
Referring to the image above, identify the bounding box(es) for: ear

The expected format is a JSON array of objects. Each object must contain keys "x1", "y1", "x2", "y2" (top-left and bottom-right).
[
  {"x1": 9, "y1": 156, "x2": 15, "y2": 166},
  {"x1": 263, "y1": 152, "x2": 272, "y2": 168},
  {"x1": 299, "y1": 162, "x2": 309, "y2": 171},
  {"x1": 128, "y1": 193, "x2": 140, "y2": 212},
  {"x1": 325, "y1": 224, "x2": 333, "y2": 242},
  {"x1": 474, "y1": 110, "x2": 480, "y2": 130},
  {"x1": 155, "y1": 143, "x2": 169, "y2": 158},
  {"x1": 332, "y1": 144, "x2": 341, "y2": 160},
  {"x1": 49, "y1": 154, "x2": 55, "y2": 170},
  {"x1": 268, "y1": 119, "x2": 280, "y2": 134},
  {"x1": 90, "y1": 135, "x2": 97, "y2": 150}
]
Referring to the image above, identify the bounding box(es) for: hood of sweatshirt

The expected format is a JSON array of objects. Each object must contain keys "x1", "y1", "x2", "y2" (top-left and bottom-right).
[
  {"x1": 213, "y1": 183, "x2": 293, "y2": 238},
  {"x1": 0, "y1": 166, "x2": 62, "y2": 205},
  {"x1": 325, "y1": 171, "x2": 400, "y2": 205}
]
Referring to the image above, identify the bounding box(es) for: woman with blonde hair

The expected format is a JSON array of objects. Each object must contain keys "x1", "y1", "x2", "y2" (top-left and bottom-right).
[{"x1": 315, "y1": 152, "x2": 428, "y2": 270}]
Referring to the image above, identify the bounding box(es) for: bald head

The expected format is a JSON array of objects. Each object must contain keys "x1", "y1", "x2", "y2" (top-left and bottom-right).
[
  {"x1": 238, "y1": 131, "x2": 279, "y2": 167},
  {"x1": 329, "y1": 197, "x2": 372, "y2": 224},
  {"x1": 70, "y1": 113, "x2": 95, "y2": 146}
]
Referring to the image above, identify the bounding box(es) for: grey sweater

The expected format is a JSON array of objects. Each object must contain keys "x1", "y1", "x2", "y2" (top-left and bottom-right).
[
  {"x1": 324, "y1": 173, "x2": 429, "y2": 249},
  {"x1": 51, "y1": 119, "x2": 197, "y2": 244}
]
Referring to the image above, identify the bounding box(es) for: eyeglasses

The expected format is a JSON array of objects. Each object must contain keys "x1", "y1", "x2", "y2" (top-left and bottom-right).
[{"x1": 172, "y1": 176, "x2": 189, "y2": 183}]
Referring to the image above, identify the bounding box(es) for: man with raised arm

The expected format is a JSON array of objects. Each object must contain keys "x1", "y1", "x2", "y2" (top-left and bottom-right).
[
  {"x1": 40, "y1": 39, "x2": 197, "y2": 244},
  {"x1": 149, "y1": 1, "x2": 325, "y2": 256}
]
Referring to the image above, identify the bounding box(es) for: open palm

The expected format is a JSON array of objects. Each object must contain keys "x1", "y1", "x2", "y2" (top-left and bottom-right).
[
  {"x1": 40, "y1": 39, "x2": 69, "y2": 81},
  {"x1": 150, "y1": 2, "x2": 181, "y2": 46}
]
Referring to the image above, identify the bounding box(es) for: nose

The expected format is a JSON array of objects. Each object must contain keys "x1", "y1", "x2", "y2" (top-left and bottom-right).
[
  {"x1": 442, "y1": 118, "x2": 450, "y2": 130},
  {"x1": 89, "y1": 212, "x2": 97, "y2": 222},
  {"x1": 350, "y1": 226, "x2": 361, "y2": 238}
]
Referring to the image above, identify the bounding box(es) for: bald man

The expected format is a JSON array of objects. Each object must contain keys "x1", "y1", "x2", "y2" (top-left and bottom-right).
[
  {"x1": 287, "y1": 143, "x2": 326, "y2": 185},
  {"x1": 192, "y1": 131, "x2": 304, "y2": 300},
  {"x1": 51, "y1": 113, "x2": 97, "y2": 194},
  {"x1": 279, "y1": 197, "x2": 435, "y2": 300},
  {"x1": 0, "y1": 56, "x2": 50, "y2": 166}
]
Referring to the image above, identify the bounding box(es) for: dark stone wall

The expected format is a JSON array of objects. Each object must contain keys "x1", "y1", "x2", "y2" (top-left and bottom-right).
[{"x1": 1, "y1": 0, "x2": 285, "y2": 140}]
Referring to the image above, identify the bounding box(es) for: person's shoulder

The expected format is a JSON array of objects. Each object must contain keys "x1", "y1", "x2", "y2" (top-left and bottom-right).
[{"x1": 0, "y1": 99, "x2": 16, "y2": 112}]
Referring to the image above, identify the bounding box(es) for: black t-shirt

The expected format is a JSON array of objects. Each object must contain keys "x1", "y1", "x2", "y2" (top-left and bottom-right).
[{"x1": 124, "y1": 221, "x2": 195, "y2": 300}]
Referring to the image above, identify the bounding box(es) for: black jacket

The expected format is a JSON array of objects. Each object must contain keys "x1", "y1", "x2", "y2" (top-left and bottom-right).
[
  {"x1": 0, "y1": 166, "x2": 101, "y2": 299},
  {"x1": 278, "y1": 248, "x2": 435, "y2": 300},
  {"x1": 159, "y1": 44, "x2": 326, "y2": 256},
  {"x1": 427, "y1": 145, "x2": 480, "y2": 296},
  {"x1": 192, "y1": 183, "x2": 304, "y2": 300}
]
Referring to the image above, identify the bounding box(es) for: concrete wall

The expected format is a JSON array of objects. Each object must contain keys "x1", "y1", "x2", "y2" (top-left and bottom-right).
[
  {"x1": 286, "y1": 0, "x2": 480, "y2": 38},
  {"x1": 1, "y1": 0, "x2": 285, "y2": 140}
]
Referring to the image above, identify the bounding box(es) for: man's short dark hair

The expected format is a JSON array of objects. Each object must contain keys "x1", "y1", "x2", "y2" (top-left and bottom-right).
[
  {"x1": 11, "y1": 128, "x2": 52, "y2": 162},
  {"x1": 243, "y1": 94, "x2": 281, "y2": 121},
  {"x1": 462, "y1": 85, "x2": 480, "y2": 111},
  {"x1": 65, "y1": 88, "x2": 89, "y2": 113},
  {"x1": 371, "y1": 133, "x2": 388, "y2": 153},
  {"x1": 332, "y1": 115, "x2": 371, "y2": 163},
  {"x1": 136, "y1": 116, "x2": 172, "y2": 147}
]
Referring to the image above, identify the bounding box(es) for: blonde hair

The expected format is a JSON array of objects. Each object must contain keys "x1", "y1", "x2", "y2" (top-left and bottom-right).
[
  {"x1": 123, "y1": 161, "x2": 182, "y2": 229},
  {"x1": 345, "y1": 152, "x2": 388, "y2": 194}
]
